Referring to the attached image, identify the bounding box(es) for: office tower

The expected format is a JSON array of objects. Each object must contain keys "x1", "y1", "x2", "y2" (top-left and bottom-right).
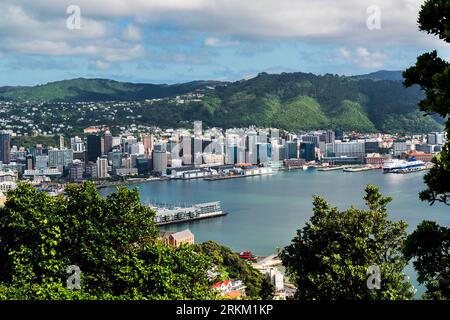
[
  {"x1": 334, "y1": 141, "x2": 366, "y2": 157},
  {"x1": 71, "y1": 136, "x2": 85, "y2": 152},
  {"x1": 194, "y1": 121, "x2": 202, "y2": 138},
  {"x1": 87, "y1": 135, "x2": 103, "y2": 162},
  {"x1": 182, "y1": 135, "x2": 192, "y2": 165},
  {"x1": 141, "y1": 134, "x2": 153, "y2": 159},
  {"x1": 108, "y1": 150, "x2": 123, "y2": 172},
  {"x1": 59, "y1": 135, "x2": 65, "y2": 150},
  {"x1": 34, "y1": 155, "x2": 48, "y2": 170},
  {"x1": 428, "y1": 132, "x2": 445, "y2": 145},
  {"x1": 0, "y1": 131, "x2": 11, "y2": 164},
  {"x1": 286, "y1": 141, "x2": 298, "y2": 159},
  {"x1": 300, "y1": 142, "x2": 315, "y2": 161},
  {"x1": 194, "y1": 137, "x2": 203, "y2": 166},
  {"x1": 320, "y1": 130, "x2": 335, "y2": 144},
  {"x1": 96, "y1": 157, "x2": 109, "y2": 179},
  {"x1": 104, "y1": 130, "x2": 113, "y2": 154},
  {"x1": 152, "y1": 150, "x2": 168, "y2": 174},
  {"x1": 246, "y1": 130, "x2": 258, "y2": 164},
  {"x1": 302, "y1": 134, "x2": 320, "y2": 148},
  {"x1": 122, "y1": 136, "x2": 138, "y2": 154},
  {"x1": 257, "y1": 143, "x2": 270, "y2": 163},
  {"x1": 85, "y1": 162, "x2": 98, "y2": 180},
  {"x1": 136, "y1": 158, "x2": 150, "y2": 175},
  {"x1": 393, "y1": 140, "x2": 409, "y2": 157},
  {"x1": 26, "y1": 154, "x2": 34, "y2": 170},
  {"x1": 364, "y1": 140, "x2": 380, "y2": 154},
  {"x1": 48, "y1": 149, "x2": 74, "y2": 168},
  {"x1": 69, "y1": 160, "x2": 84, "y2": 182}
]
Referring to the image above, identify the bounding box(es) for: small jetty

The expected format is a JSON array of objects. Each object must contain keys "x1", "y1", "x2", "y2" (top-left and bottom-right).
[
  {"x1": 317, "y1": 165, "x2": 348, "y2": 171},
  {"x1": 343, "y1": 165, "x2": 381, "y2": 172}
]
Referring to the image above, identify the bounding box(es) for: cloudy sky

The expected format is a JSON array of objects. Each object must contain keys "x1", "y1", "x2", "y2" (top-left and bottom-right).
[{"x1": 0, "y1": 0, "x2": 449, "y2": 86}]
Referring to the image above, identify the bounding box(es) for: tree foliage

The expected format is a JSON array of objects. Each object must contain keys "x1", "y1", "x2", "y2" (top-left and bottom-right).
[
  {"x1": 403, "y1": 221, "x2": 450, "y2": 300},
  {"x1": 0, "y1": 182, "x2": 216, "y2": 300},
  {"x1": 194, "y1": 241, "x2": 275, "y2": 300},
  {"x1": 403, "y1": 0, "x2": 450, "y2": 205},
  {"x1": 281, "y1": 185, "x2": 414, "y2": 300}
]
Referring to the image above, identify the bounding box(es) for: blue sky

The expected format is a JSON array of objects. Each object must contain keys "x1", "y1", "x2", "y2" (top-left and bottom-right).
[{"x1": 0, "y1": 0, "x2": 449, "y2": 86}]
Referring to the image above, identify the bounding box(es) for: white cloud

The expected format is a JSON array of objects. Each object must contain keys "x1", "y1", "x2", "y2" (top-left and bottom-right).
[
  {"x1": 122, "y1": 24, "x2": 142, "y2": 42},
  {"x1": 0, "y1": 0, "x2": 448, "y2": 69},
  {"x1": 11, "y1": 0, "x2": 445, "y2": 47},
  {"x1": 95, "y1": 60, "x2": 110, "y2": 70},
  {"x1": 339, "y1": 47, "x2": 387, "y2": 69},
  {"x1": 204, "y1": 37, "x2": 240, "y2": 47}
]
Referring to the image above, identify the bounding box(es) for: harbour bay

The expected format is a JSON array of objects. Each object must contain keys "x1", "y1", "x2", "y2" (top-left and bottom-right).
[{"x1": 99, "y1": 169, "x2": 450, "y2": 297}]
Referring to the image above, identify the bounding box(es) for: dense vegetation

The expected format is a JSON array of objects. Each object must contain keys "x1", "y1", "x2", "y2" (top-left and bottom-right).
[
  {"x1": 399, "y1": 0, "x2": 450, "y2": 302},
  {"x1": 0, "y1": 78, "x2": 223, "y2": 103},
  {"x1": 404, "y1": 221, "x2": 450, "y2": 300},
  {"x1": 1, "y1": 72, "x2": 444, "y2": 134},
  {"x1": 403, "y1": 0, "x2": 450, "y2": 206},
  {"x1": 0, "y1": 182, "x2": 219, "y2": 300},
  {"x1": 194, "y1": 241, "x2": 275, "y2": 300},
  {"x1": 281, "y1": 185, "x2": 414, "y2": 300},
  {"x1": 200, "y1": 72, "x2": 442, "y2": 133}
]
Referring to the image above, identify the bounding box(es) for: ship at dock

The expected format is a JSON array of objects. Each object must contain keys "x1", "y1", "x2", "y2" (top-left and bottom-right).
[
  {"x1": 382, "y1": 158, "x2": 432, "y2": 173},
  {"x1": 151, "y1": 201, "x2": 227, "y2": 226}
]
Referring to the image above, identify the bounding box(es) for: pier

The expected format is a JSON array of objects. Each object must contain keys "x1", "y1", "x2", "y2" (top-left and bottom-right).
[{"x1": 152, "y1": 201, "x2": 227, "y2": 226}]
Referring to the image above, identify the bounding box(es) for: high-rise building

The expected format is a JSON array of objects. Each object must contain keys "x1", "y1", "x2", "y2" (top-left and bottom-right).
[
  {"x1": 136, "y1": 158, "x2": 150, "y2": 176},
  {"x1": 246, "y1": 130, "x2": 258, "y2": 164},
  {"x1": 194, "y1": 121, "x2": 202, "y2": 138},
  {"x1": 182, "y1": 135, "x2": 192, "y2": 165},
  {"x1": 334, "y1": 141, "x2": 366, "y2": 158},
  {"x1": 0, "y1": 131, "x2": 11, "y2": 164},
  {"x1": 69, "y1": 160, "x2": 84, "y2": 182},
  {"x1": 301, "y1": 135, "x2": 320, "y2": 148},
  {"x1": 108, "y1": 150, "x2": 123, "y2": 172},
  {"x1": 59, "y1": 135, "x2": 65, "y2": 150},
  {"x1": 141, "y1": 134, "x2": 153, "y2": 159},
  {"x1": 48, "y1": 149, "x2": 73, "y2": 168},
  {"x1": 34, "y1": 155, "x2": 48, "y2": 170},
  {"x1": 364, "y1": 140, "x2": 380, "y2": 154},
  {"x1": 87, "y1": 135, "x2": 103, "y2": 162},
  {"x1": 300, "y1": 142, "x2": 315, "y2": 161},
  {"x1": 193, "y1": 137, "x2": 203, "y2": 166},
  {"x1": 71, "y1": 136, "x2": 85, "y2": 152},
  {"x1": 104, "y1": 130, "x2": 113, "y2": 154},
  {"x1": 428, "y1": 132, "x2": 445, "y2": 145},
  {"x1": 152, "y1": 150, "x2": 168, "y2": 174},
  {"x1": 96, "y1": 157, "x2": 109, "y2": 179},
  {"x1": 286, "y1": 141, "x2": 298, "y2": 159}
]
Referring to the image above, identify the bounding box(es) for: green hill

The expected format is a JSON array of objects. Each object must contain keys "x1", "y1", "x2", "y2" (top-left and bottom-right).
[
  {"x1": 198, "y1": 72, "x2": 443, "y2": 133},
  {"x1": 0, "y1": 78, "x2": 224, "y2": 102},
  {"x1": 0, "y1": 72, "x2": 444, "y2": 134}
]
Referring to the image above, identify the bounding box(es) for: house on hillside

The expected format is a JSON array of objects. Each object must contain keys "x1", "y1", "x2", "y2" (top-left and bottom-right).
[{"x1": 160, "y1": 229, "x2": 194, "y2": 247}]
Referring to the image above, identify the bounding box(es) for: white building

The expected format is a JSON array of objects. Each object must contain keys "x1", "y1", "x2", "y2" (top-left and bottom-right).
[{"x1": 96, "y1": 157, "x2": 109, "y2": 179}]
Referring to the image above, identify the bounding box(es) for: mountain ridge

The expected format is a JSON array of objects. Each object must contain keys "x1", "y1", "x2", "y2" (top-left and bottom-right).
[{"x1": 0, "y1": 71, "x2": 444, "y2": 134}]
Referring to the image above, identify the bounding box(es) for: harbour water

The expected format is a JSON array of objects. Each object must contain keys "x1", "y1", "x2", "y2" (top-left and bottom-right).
[{"x1": 99, "y1": 169, "x2": 450, "y2": 297}]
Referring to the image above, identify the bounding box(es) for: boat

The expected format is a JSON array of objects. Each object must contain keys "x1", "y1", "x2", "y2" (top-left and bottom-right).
[
  {"x1": 382, "y1": 157, "x2": 427, "y2": 173},
  {"x1": 302, "y1": 165, "x2": 308, "y2": 171},
  {"x1": 239, "y1": 251, "x2": 255, "y2": 260}
]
